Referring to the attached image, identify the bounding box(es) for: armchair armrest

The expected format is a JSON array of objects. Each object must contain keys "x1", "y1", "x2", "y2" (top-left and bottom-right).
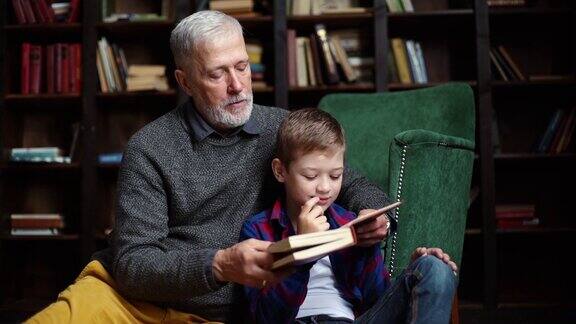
[{"x1": 385, "y1": 129, "x2": 475, "y2": 279}]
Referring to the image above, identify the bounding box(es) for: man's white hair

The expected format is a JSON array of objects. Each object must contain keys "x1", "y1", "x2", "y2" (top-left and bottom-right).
[{"x1": 170, "y1": 10, "x2": 243, "y2": 69}]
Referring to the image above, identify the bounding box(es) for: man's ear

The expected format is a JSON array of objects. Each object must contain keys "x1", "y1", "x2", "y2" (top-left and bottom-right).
[
  {"x1": 271, "y1": 158, "x2": 286, "y2": 183},
  {"x1": 174, "y1": 69, "x2": 194, "y2": 97}
]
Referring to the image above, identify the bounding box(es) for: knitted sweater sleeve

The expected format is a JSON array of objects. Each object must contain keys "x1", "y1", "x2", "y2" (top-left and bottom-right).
[
  {"x1": 338, "y1": 165, "x2": 397, "y2": 230},
  {"x1": 110, "y1": 141, "x2": 223, "y2": 302}
]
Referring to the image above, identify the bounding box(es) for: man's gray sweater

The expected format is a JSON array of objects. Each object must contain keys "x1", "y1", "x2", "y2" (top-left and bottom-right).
[{"x1": 94, "y1": 102, "x2": 389, "y2": 322}]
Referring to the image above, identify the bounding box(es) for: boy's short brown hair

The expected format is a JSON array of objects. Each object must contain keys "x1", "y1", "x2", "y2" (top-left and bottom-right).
[{"x1": 276, "y1": 108, "x2": 345, "y2": 166}]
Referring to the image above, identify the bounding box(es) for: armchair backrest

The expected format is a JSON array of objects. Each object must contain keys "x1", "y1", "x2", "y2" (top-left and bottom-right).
[{"x1": 318, "y1": 83, "x2": 475, "y2": 278}]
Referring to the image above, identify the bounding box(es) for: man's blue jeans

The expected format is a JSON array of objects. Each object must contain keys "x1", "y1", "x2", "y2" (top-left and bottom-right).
[{"x1": 356, "y1": 255, "x2": 457, "y2": 324}]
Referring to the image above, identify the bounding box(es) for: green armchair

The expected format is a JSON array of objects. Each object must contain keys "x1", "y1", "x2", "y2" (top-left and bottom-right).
[{"x1": 318, "y1": 83, "x2": 475, "y2": 280}]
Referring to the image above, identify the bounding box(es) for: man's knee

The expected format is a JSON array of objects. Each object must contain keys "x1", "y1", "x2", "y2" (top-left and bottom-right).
[{"x1": 412, "y1": 255, "x2": 457, "y2": 297}]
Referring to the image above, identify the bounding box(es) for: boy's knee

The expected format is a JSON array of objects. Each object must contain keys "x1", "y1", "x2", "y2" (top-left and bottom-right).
[{"x1": 412, "y1": 255, "x2": 456, "y2": 296}]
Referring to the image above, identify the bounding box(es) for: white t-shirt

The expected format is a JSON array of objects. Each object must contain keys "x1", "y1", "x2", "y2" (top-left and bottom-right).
[{"x1": 296, "y1": 256, "x2": 355, "y2": 320}]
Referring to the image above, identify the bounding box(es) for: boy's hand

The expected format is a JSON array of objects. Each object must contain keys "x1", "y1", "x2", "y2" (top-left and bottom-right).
[
  {"x1": 297, "y1": 197, "x2": 330, "y2": 234},
  {"x1": 410, "y1": 247, "x2": 458, "y2": 274},
  {"x1": 355, "y1": 209, "x2": 390, "y2": 247}
]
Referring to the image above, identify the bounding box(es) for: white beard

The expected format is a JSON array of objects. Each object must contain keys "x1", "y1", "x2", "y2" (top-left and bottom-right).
[{"x1": 199, "y1": 92, "x2": 254, "y2": 129}]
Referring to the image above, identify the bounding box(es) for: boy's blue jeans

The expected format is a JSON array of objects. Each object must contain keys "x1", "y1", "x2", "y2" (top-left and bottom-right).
[{"x1": 295, "y1": 255, "x2": 457, "y2": 324}]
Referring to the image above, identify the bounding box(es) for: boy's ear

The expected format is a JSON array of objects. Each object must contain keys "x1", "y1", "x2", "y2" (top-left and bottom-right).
[{"x1": 271, "y1": 158, "x2": 286, "y2": 183}]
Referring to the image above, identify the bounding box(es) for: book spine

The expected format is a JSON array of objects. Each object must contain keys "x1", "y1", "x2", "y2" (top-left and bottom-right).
[
  {"x1": 29, "y1": 44, "x2": 42, "y2": 94},
  {"x1": 314, "y1": 24, "x2": 339, "y2": 85},
  {"x1": 12, "y1": 0, "x2": 28, "y2": 24},
  {"x1": 20, "y1": 0, "x2": 37, "y2": 24},
  {"x1": 21, "y1": 42, "x2": 31, "y2": 94}
]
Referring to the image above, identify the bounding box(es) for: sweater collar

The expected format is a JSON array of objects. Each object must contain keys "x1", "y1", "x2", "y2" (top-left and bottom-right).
[{"x1": 185, "y1": 99, "x2": 262, "y2": 142}]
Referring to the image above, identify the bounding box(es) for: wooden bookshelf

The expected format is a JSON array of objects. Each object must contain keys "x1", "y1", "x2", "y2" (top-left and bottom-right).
[{"x1": 0, "y1": 0, "x2": 575, "y2": 320}]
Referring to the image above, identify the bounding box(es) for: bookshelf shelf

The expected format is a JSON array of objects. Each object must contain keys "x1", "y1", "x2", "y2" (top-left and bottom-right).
[
  {"x1": 96, "y1": 90, "x2": 177, "y2": 100},
  {"x1": 389, "y1": 9, "x2": 474, "y2": 17},
  {"x1": 287, "y1": 12, "x2": 373, "y2": 28},
  {"x1": 97, "y1": 163, "x2": 120, "y2": 170},
  {"x1": 389, "y1": 81, "x2": 477, "y2": 91},
  {"x1": 4, "y1": 94, "x2": 81, "y2": 104},
  {"x1": 289, "y1": 83, "x2": 374, "y2": 92},
  {"x1": 494, "y1": 153, "x2": 576, "y2": 161},
  {"x1": 0, "y1": 233, "x2": 80, "y2": 241},
  {"x1": 96, "y1": 21, "x2": 174, "y2": 30},
  {"x1": 491, "y1": 79, "x2": 575, "y2": 88},
  {"x1": 4, "y1": 23, "x2": 82, "y2": 35},
  {"x1": 495, "y1": 227, "x2": 576, "y2": 235},
  {"x1": 0, "y1": 163, "x2": 81, "y2": 173},
  {"x1": 488, "y1": 7, "x2": 571, "y2": 16}
]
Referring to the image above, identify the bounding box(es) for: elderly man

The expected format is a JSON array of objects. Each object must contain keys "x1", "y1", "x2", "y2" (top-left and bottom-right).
[{"x1": 27, "y1": 11, "x2": 456, "y2": 324}]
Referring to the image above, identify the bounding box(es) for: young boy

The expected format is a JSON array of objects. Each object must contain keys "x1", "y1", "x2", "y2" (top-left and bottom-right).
[
  {"x1": 240, "y1": 108, "x2": 389, "y2": 323},
  {"x1": 240, "y1": 108, "x2": 457, "y2": 324}
]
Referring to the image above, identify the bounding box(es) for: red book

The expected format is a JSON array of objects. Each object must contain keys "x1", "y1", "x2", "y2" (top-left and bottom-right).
[
  {"x1": 20, "y1": 0, "x2": 36, "y2": 24},
  {"x1": 21, "y1": 42, "x2": 31, "y2": 94},
  {"x1": 37, "y1": 0, "x2": 55, "y2": 23},
  {"x1": 68, "y1": 0, "x2": 80, "y2": 23},
  {"x1": 11, "y1": 0, "x2": 27, "y2": 24},
  {"x1": 46, "y1": 44, "x2": 55, "y2": 93},
  {"x1": 69, "y1": 44, "x2": 76, "y2": 93},
  {"x1": 30, "y1": 44, "x2": 42, "y2": 94},
  {"x1": 61, "y1": 44, "x2": 70, "y2": 93},
  {"x1": 74, "y1": 44, "x2": 82, "y2": 93},
  {"x1": 55, "y1": 43, "x2": 62, "y2": 93}
]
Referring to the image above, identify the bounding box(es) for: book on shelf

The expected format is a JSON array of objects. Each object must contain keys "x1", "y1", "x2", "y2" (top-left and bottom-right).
[
  {"x1": 11, "y1": 0, "x2": 80, "y2": 24},
  {"x1": 209, "y1": 0, "x2": 254, "y2": 15},
  {"x1": 10, "y1": 228, "x2": 61, "y2": 236},
  {"x1": 495, "y1": 204, "x2": 538, "y2": 229},
  {"x1": 487, "y1": 0, "x2": 526, "y2": 7},
  {"x1": 98, "y1": 152, "x2": 123, "y2": 164},
  {"x1": 9, "y1": 147, "x2": 71, "y2": 163},
  {"x1": 268, "y1": 201, "x2": 401, "y2": 269},
  {"x1": 289, "y1": 0, "x2": 368, "y2": 16},
  {"x1": 102, "y1": 0, "x2": 173, "y2": 22},
  {"x1": 534, "y1": 109, "x2": 565, "y2": 154},
  {"x1": 10, "y1": 213, "x2": 64, "y2": 229}
]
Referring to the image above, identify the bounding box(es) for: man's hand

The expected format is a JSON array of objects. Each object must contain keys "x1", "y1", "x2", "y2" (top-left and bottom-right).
[
  {"x1": 410, "y1": 247, "x2": 458, "y2": 274},
  {"x1": 354, "y1": 209, "x2": 390, "y2": 247},
  {"x1": 213, "y1": 239, "x2": 280, "y2": 288},
  {"x1": 297, "y1": 197, "x2": 330, "y2": 235}
]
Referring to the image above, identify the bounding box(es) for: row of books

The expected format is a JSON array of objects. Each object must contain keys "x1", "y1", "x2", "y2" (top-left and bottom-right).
[
  {"x1": 8, "y1": 147, "x2": 72, "y2": 164},
  {"x1": 495, "y1": 204, "x2": 537, "y2": 229},
  {"x1": 20, "y1": 42, "x2": 82, "y2": 95},
  {"x1": 288, "y1": 0, "x2": 368, "y2": 16},
  {"x1": 11, "y1": 0, "x2": 80, "y2": 24},
  {"x1": 533, "y1": 107, "x2": 576, "y2": 154},
  {"x1": 246, "y1": 42, "x2": 268, "y2": 89},
  {"x1": 487, "y1": 0, "x2": 526, "y2": 7},
  {"x1": 489, "y1": 45, "x2": 525, "y2": 81},
  {"x1": 389, "y1": 38, "x2": 428, "y2": 85},
  {"x1": 101, "y1": 0, "x2": 173, "y2": 22},
  {"x1": 288, "y1": 25, "x2": 364, "y2": 87},
  {"x1": 209, "y1": 0, "x2": 255, "y2": 15},
  {"x1": 96, "y1": 37, "x2": 169, "y2": 93},
  {"x1": 7, "y1": 213, "x2": 64, "y2": 236}
]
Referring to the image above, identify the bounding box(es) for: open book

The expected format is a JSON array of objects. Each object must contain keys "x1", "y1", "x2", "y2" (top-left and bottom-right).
[{"x1": 268, "y1": 201, "x2": 402, "y2": 269}]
